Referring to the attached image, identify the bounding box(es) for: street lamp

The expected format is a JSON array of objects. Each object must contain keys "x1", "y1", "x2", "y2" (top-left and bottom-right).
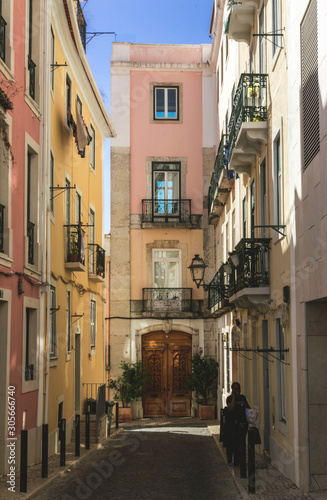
[{"x1": 188, "y1": 254, "x2": 207, "y2": 288}]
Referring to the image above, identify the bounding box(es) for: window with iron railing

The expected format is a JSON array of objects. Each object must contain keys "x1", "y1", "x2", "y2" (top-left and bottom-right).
[
  {"x1": 0, "y1": 11, "x2": 6, "y2": 63},
  {"x1": 0, "y1": 203, "x2": 4, "y2": 253}
]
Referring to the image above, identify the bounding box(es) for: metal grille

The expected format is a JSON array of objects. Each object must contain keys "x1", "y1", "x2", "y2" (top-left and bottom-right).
[
  {"x1": 301, "y1": 0, "x2": 319, "y2": 170},
  {"x1": 142, "y1": 288, "x2": 193, "y2": 313},
  {"x1": 208, "y1": 135, "x2": 229, "y2": 216},
  {"x1": 142, "y1": 199, "x2": 191, "y2": 223}
]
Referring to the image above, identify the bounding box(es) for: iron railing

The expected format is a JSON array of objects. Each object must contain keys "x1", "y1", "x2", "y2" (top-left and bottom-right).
[
  {"x1": 27, "y1": 220, "x2": 35, "y2": 265},
  {"x1": 229, "y1": 238, "x2": 271, "y2": 295},
  {"x1": 28, "y1": 55, "x2": 36, "y2": 100},
  {"x1": 228, "y1": 73, "x2": 268, "y2": 158},
  {"x1": 142, "y1": 288, "x2": 193, "y2": 313},
  {"x1": 89, "y1": 243, "x2": 105, "y2": 278},
  {"x1": 142, "y1": 199, "x2": 191, "y2": 223},
  {"x1": 208, "y1": 265, "x2": 230, "y2": 310},
  {"x1": 65, "y1": 224, "x2": 85, "y2": 266},
  {"x1": 0, "y1": 15, "x2": 6, "y2": 62},
  {"x1": 0, "y1": 204, "x2": 4, "y2": 253},
  {"x1": 208, "y1": 134, "x2": 229, "y2": 215}
]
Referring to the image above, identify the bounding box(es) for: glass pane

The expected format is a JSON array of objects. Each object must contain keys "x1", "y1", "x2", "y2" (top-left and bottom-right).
[
  {"x1": 166, "y1": 250, "x2": 179, "y2": 259},
  {"x1": 154, "y1": 172, "x2": 165, "y2": 214},
  {"x1": 167, "y1": 88, "x2": 177, "y2": 118},
  {"x1": 155, "y1": 88, "x2": 165, "y2": 118},
  {"x1": 168, "y1": 261, "x2": 179, "y2": 287},
  {"x1": 154, "y1": 262, "x2": 165, "y2": 288}
]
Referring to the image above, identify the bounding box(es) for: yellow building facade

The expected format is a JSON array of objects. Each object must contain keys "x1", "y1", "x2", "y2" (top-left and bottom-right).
[{"x1": 45, "y1": 0, "x2": 115, "y2": 453}]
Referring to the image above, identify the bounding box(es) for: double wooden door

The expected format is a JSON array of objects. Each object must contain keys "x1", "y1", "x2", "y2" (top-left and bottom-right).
[{"x1": 142, "y1": 331, "x2": 192, "y2": 417}]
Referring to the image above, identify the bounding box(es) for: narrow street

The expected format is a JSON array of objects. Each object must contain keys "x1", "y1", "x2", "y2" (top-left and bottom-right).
[{"x1": 34, "y1": 425, "x2": 242, "y2": 500}]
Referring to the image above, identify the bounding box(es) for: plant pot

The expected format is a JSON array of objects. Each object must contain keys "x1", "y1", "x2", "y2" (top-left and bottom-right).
[
  {"x1": 118, "y1": 407, "x2": 132, "y2": 422},
  {"x1": 199, "y1": 404, "x2": 216, "y2": 420},
  {"x1": 68, "y1": 253, "x2": 79, "y2": 262}
]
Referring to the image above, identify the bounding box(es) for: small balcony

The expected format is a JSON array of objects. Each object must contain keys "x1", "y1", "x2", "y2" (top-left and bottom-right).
[
  {"x1": 27, "y1": 220, "x2": 35, "y2": 265},
  {"x1": 142, "y1": 199, "x2": 191, "y2": 224},
  {"x1": 65, "y1": 224, "x2": 86, "y2": 271},
  {"x1": 208, "y1": 265, "x2": 231, "y2": 315},
  {"x1": 225, "y1": 3, "x2": 256, "y2": 45},
  {"x1": 142, "y1": 288, "x2": 193, "y2": 313},
  {"x1": 0, "y1": 204, "x2": 4, "y2": 253},
  {"x1": 228, "y1": 238, "x2": 271, "y2": 309},
  {"x1": 28, "y1": 55, "x2": 36, "y2": 100},
  {"x1": 208, "y1": 134, "x2": 235, "y2": 224},
  {"x1": 228, "y1": 73, "x2": 268, "y2": 177},
  {"x1": 88, "y1": 244, "x2": 105, "y2": 282},
  {"x1": 0, "y1": 15, "x2": 6, "y2": 63}
]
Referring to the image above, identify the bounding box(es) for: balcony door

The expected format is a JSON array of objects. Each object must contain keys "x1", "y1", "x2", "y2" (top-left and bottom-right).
[
  {"x1": 153, "y1": 250, "x2": 181, "y2": 311},
  {"x1": 142, "y1": 331, "x2": 192, "y2": 417},
  {"x1": 152, "y1": 162, "x2": 180, "y2": 219}
]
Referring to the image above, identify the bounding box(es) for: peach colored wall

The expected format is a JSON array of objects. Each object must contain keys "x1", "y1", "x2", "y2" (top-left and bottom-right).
[
  {"x1": 130, "y1": 229, "x2": 204, "y2": 300},
  {"x1": 130, "y1": 70, "x2": 203, "y2": 215},
  {"x1": 130, "y1": 45, "x2": 203, "y2": 64}
]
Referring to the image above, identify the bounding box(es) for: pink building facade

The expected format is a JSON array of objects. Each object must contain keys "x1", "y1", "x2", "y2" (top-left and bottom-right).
[
  {"x1": 0, "y1": 0, "x2": 44, "y2": 474},
  {"x1": 110, "y1": 43, "x2": 216, "y2": 418}
]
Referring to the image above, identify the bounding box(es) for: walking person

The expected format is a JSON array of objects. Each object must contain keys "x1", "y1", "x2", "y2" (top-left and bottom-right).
[{"x1": 226, "y1": 382, "x2": 250, "y2": 466}]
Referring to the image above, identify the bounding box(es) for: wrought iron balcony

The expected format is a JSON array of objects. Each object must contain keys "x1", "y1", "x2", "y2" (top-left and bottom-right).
[
  {"x1": 228, "y1": 238, "x2": 271, "y2": 309},
  {"x1": 28, "y1": 55, "x2": 36, "y2": 100},
  {"x1": 65, "y1": 224, "x2": 85, "y2": 271},
  {"x1": 208, "y1": 265, "x2": 230, "y2": 313},
  {"x1": 208, "y1": 134, "x2": 235, "y2": 224},
  {"x1": 228, "y1": 73, "x2": 268, "y2": 176},
  {"x1": 225, "y1": 3, "x2": 256, "y2": 45},
  {"x1": 89, "y1": 243, "x2": 105, "y2": 281},
  {"x1": 0, "y1": 204, "x2": 4, "y2": 253},
  {"x1": 27, "y1": 220, "x2": 35, "y2": 265},
  {"x1": 142, "y1": 199, "x2": 191, "y2": 224},
  {"x1": 0, "y1": 15, "x2": 6, "y2": 62},
  {"x1": 142, "y1": 288, "x2": 193, "y2": 313}
]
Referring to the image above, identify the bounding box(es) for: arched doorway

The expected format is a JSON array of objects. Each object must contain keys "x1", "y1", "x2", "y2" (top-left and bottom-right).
[{"x1": 142, "y1": 331, "x2": 192, "y2": 417}]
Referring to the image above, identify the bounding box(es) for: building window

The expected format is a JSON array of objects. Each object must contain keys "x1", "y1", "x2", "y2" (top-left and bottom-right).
[
  {"x1": 153, "y1": 250, "x2": 181, "y2": 289},
  {"x1": 154, "y1": 86, "x2": 179, "y2": 120},
  {"x1": 0, "y1": 116, "x2": 10, "y2": 255},
  {"x1": 260, "y1": 159, "x2": 267, "y2": 237},
  {"x1": 50, "y1": 26, "x2": 55, "y2": 91},
  {"x1": 301, "y1": 0, "x2": 319, "y2": 170},
  {"x1": 152, "y1": 162, "x2": 180, "y2": 217},
  {"x1": 25, "y1": 308, "x2": 37, "y2": 381},
  {"x1": 232, "y1": 210, "x2": 236, "y2": 249},
  {"x1": 90, "y1": 299, "x2": 96, "y2": 348},
  {"x1": 89, "y1": 208, "x2": 95, "y2": 273},
  {"x1": 226, "y1": 221, "x2": 229, "y2": 254},
  {"x1": 242, "y1": 196, "x2": 247, "y2": 238},
  {"x1": 274, "y1": 134, "x2": 283, "y2": 227},
  {"x1": 66, "y1": 74, "x2": 72, "y2": 126},
  {"x1": 220, "y1": 45, "x2": 224, "y2": 86},
  {"x1": 50, "y1": 152, "x2": 54, "y2": 214},
  {"x1": 26, "y1": 147, "x2": 38, "y2": 266},
  {"x1": 89, "y1": 124, "x2": 95, "y2": 170},
  {"x1": 259, "y1": 6, "x2": 266, "y2": 73},
  {"x1": 250, "y1": 180, "x2": 255, "y2": 237},
  {"x1": 75, "y1": 190, "x2": 81, "y2": 224},
  {"x1": 27, "y1": 0, "x2": 40, "y2": 102},
  {"x1": 276, "y1": 319, "x2": 286, "y2": 423},
  {"x1": 67, "y1": 290, "x2": 71, "y2": 353},
  {"x1": 50, "y1": 286, "x2": 57, "y2": 358},
  {"x1": 272, "y1": 0, "x2": 281, "y2": 57}
]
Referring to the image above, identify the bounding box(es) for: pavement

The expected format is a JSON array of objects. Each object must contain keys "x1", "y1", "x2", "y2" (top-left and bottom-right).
[{"x1": 0, "y1": 417, "x2": 326, "y2": 499}]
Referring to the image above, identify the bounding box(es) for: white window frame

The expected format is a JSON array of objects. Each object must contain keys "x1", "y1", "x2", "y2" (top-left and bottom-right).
[
  {"x1": 89, "y1": 123, "x2": 95, "y2": 170},
  {"x1": 272, "y1": 120, "x2": 283, "y2": 242},
  {"x1": 50, "y1": 285, "x2": 57, "y2": 359},
  {"x1": 271, "y1": 0, "x2": 281, "y2": 66},
  {"x1": 0, "y1": 0, "x2": 14, "y2": 78},
  {"x1": 22, "y1": 297, "x2": 39, "y2": 393},
  {"x1": 90, "y1": 298, "x2": 96, "y2": 350},
  {"x1": 24, "y1": 134, "x2": 40, "y2": 275},
  {"x1": 154, "y1": 86, "x2": 179, "y2": 120},
  {"x1": 0, "y1": 112, "x2": 12, "y2": 264},
  {"x1": 152, "y1": 249, "x2": 181, "y2": 288}
]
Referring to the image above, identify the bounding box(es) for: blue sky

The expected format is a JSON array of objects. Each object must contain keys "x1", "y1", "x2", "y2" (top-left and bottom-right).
[{"x1": 82, "y1": 0, "x2": 213, "y2": 232}]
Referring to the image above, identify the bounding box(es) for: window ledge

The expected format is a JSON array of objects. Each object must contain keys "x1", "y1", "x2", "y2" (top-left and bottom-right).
[
  {"x1": 24, "y1": 264, "x2": 41, "y2": 280},
  {"x1": 0, "y1": 59, "x2": 14, "y2": 82},
  {"x1": 50, "y1": 356, "x2": 58, "y2": 368},
  {"x1": 24, "y1": 93, "x2": 41, "y2": 119},
  {"x1": 0, "y1": 253, "x2": 13, "y2": 268},
  {"x1": 66, "y1": 351, "x2": 72, "y2": 362}
]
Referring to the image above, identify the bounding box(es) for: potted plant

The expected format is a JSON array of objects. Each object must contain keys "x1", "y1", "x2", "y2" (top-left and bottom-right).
[
  {"x1": 187, "y1": 353, "x2": 219, "y2": 420},
  {"x1": 68, "y1": 232, "x2": 79, "y2": 262},
  {"x1": 109, "y1": 360, "x2": 152, "y2": 422}
]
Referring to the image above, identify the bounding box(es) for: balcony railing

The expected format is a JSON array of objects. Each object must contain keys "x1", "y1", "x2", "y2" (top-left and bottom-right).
[
  {"x1": 142, "y1": 288, "x2": 193, "y2": 313},
  {"x1": 208, "y1": 134, "x2": 236, "y2": 221},
  {"x1": 28, "y1": 55, "x2": 36, "y2": 100},
  {"x1": 89, "y1": 243, "x2": 105, "y2": 279},
  {"x1": 27, "y1": 220, "x2": 35, "y2": 265},
  {"x1": 229, "y1": 238, "x2": 271, "y2": 296},
  {"x1": 208, "y1": 265, "x2": 230, "y2": 310},
  {"x1": 0, "y1": 204, "x2": 4, "y2": 253},
  {"x1": 228, "y1": 73, "x2": 268, "y2": 159},
  {"x1": 0, "y1": 15, "x2": 6, "y2": 62},
  {"x1": 65, "y1": 224, "x2": 85, "y2": 267},
  {"x1": 142, "y1": 199, "x2": 191, "y2": 223}
]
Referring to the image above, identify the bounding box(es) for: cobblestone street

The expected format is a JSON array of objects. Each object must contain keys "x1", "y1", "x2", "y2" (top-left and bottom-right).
[{"x1": 33, "y1": 425, "x2": 242, "y2": 500}]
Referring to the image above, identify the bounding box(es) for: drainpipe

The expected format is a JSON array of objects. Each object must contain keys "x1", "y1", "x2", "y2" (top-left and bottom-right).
[{"x1": 38, "y1": 0, "x2": 51, "y2": 428}]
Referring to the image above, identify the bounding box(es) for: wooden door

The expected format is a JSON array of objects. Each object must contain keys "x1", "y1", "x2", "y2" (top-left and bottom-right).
[{"x1": 143, "y1": 332, "x2": 192, "y2": 417}]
